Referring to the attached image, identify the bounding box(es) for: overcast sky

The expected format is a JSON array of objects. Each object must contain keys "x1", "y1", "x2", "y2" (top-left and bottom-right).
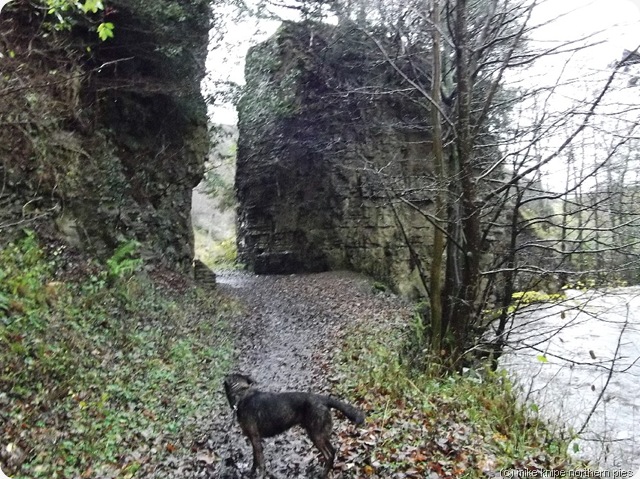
[
  {"x1": 531, "y1": 0, "x2": 640, "y2": 63},
  {"x1": 205, "y1": 0, "x2": 640, "y2": 124}
]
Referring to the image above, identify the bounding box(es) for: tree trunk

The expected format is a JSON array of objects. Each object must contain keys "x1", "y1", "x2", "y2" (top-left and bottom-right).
[
  {"x1": 429, "y1": 0, "x2": 446, "y2": 355},
  {"x1": 448, "y1": 0, "x2": 481, "y2": 364}
]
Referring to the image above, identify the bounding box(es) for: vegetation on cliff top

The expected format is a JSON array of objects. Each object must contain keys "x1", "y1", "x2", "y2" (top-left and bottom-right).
[{"x1": 0, "y1": 0, "x2": 210, "y2": 267}]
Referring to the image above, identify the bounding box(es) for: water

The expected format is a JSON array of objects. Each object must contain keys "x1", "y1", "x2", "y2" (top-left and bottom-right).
[{"x1": 499, "y1": 287, "x2": 640, "y2": 470}]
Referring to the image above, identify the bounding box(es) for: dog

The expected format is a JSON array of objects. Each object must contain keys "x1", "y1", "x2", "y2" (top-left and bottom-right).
[{"x1": 224, "y1": 373, "x2": 365, "y2": 478}]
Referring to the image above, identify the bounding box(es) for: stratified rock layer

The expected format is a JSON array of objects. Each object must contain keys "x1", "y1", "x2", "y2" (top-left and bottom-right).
[{"x1": 236, "y1": 21, "x2": 435, "y2": 295}]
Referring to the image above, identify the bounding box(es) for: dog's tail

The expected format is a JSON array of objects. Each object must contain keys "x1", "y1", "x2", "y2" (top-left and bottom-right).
[{"x1": 322, "y1": 396, "x2": 365, "y2": 425}]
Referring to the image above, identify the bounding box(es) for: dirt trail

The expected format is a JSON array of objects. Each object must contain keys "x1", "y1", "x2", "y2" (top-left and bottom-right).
[{"x1": 195, "y1": 270, "x2": 411, "y2": 479}]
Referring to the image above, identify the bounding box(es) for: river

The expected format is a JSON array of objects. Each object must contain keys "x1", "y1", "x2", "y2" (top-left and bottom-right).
[{"x1": 499, "y1": 287, "x2": 640, "y2": 471}]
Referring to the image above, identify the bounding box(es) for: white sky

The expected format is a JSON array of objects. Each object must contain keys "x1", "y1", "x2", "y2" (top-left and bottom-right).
[
  {"x1": 513, "y1": 0, "x2": 640, "y2": 191},
  {"x1": 530, "y1": 0, "x2": 640, "y2": 66},
  {"x1": 205, "y1": 0, "x2": 640, "y2": 125}
]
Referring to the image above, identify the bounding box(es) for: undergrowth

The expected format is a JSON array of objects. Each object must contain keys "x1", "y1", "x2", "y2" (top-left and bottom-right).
[
  {"x1": 193, "y1": 228, "x2": 238, "y2": 269},
  {"x1": 332, "y1": 320, "x2": 580, "y2": 478},
  {"x1": 0, "y1": 230, "x2": 234, "y2": 479}
]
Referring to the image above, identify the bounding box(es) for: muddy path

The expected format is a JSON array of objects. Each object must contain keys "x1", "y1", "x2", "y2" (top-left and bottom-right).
[{"x1": 194, "y1": 271, "x2": 411, "y2": 479}]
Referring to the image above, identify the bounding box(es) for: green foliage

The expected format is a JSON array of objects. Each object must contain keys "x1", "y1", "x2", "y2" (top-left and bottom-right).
[
  {"x1": 333, "y1": 322, "x2": 579, "y2": 477},
  {"x1": 203, "y1": 169, "x2": 236, "y2": 211},
  {"x1": 96, "y1": 21, "x2": 114, "y2": 41},
  {"x1": 81, "y1": 0, "x2": 103, "y2": 14},
  {"x1": 482, "y1": 289, "x2": 567, "y2": 328},
  {"x1": 371, "y1": 281, "x2": 388, "y2": 293},
  {"x1": 194, "y1": 230, "x2": 238, "y2": 269},
  {"x1": 202, "y1": 125, "x2": 237, "y2": 214},
  {"x1": 511, "y1": 290, "x2": 565, "y2": 305},
  {"x1": 0, "y1": 232, "x2": 234, "y2": 478},
  {"x1": 0, "y1": 290, "x2": 9, "y2": 313},
  {"x1": 214, "y1": 238, "x2": 238, "y2": 265},
  {"x1": 44, "y1": 0, "x2": 115, "y2": 41},
  {"x1": 0, "y1": 230, "x2": 53, "y2": 323},
  {"x1": 560, "y1": 278, "x2": 625, "y2": 291},
  {"x1": 410, "y1": 309, "x2": 427, "y2": 349},
  {"x1": 105, "y1": 239, "x2": 142, "y2": 281},
  {"x1": 110, "y1": 0, "x2": 210, "y2": 78}
]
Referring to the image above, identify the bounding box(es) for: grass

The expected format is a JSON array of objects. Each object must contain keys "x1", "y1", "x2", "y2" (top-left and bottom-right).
[
  {"x1": 1, "y1": 230, "x2": 583, "y2": 478},
  {"x1": 193, "y1": 228, "x2": 238, "y2": 269},
  {"x1": 0, "y1": 231, "x2": 235, "y2": 478},
  {"x1": 331, "y1": 320, "x2": 581, "y2": 478}
]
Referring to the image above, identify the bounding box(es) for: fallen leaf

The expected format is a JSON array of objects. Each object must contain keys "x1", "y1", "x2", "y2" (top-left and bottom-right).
[{"x1": 196, "y1": 451, "x2": 217, "y2": 465}]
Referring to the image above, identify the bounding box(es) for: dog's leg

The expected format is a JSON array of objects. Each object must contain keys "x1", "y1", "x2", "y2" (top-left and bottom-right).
[
  {"x1": 310, "y1": 434, "x2": 335, "y2": 479},
  {"x1": 248, "y1": 435, "x2": 266, "y2": 478},
  {"x1": 304, "y1": 407, "x2": 336, "y2": 478}
]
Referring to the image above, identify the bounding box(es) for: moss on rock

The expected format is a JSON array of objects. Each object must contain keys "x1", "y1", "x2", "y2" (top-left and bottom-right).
[
  {"x1": 0, "y1": 0, "x2": 210, "y2": 271},
  {"x1": 236, "y1": 21, "x2": 436, "y2": 295}
]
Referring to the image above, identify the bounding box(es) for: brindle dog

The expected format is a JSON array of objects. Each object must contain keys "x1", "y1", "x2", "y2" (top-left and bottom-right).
[{"x1": 224, "y1": 373, "x2": 365, "y2": 478}]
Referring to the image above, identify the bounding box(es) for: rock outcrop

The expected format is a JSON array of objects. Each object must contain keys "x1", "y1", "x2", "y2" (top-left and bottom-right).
[
  {"x1": 0, "y1": 0, "x2": 210, "y2": 271},
  {"x1": 236, "y1": 21, "x2": 436, "y2": 295}
]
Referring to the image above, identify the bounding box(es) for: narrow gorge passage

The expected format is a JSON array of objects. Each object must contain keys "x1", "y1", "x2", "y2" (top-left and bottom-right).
[{"x1": 196, "y1": 271, "x2": 411, "y2": 478}]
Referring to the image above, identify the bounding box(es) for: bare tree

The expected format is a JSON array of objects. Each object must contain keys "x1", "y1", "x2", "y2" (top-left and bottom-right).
[
  {"x1": 361, "y1": 1, "x2": 640, "y2": 371},
  {"x1": 232, "y1": 0, "x2": 640, "y2": 373}
]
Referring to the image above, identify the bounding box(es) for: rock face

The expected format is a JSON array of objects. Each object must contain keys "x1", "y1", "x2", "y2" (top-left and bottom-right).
[
  {"x1": 236, "y1": 21, "x2": 436, "y2": 295},
  {"x1": 0, "y1": 0, "x2": 210, "y2": 271}
]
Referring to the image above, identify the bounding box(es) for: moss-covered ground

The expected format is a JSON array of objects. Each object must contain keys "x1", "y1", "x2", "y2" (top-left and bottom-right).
[{"x1": 0, "y1": 230, "x2": 234, "y2": 478}]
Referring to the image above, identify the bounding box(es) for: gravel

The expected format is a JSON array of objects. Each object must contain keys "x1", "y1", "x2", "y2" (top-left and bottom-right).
[{"x1": 188, "y1": 270, "x2": 412, "y2": 479}]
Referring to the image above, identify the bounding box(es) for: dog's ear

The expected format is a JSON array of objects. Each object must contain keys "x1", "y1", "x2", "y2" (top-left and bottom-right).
[
  {"x1": 225, "y1": 372, "x2": 255, "y2": 383},
  {"x1": 223, "y1": 373, "x2": 257, "y2": 408},
  {"x1": 230, "y1": 372, "x2": 256, "y2": 385},
  {"x1": 224, "y1": 384, "x2": 232, "y2": 407},
  {"x1": 224, "y1": 375, "x2": 239, "y2": 407}
]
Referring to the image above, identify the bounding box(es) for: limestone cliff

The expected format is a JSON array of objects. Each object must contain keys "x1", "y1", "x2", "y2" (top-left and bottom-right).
[
  {"x1": 236, "y1": 21, "x2": 436, "y2": 295},
  {"x1": 0, "y1": 0, "x2": 210, "y2": 270}
]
